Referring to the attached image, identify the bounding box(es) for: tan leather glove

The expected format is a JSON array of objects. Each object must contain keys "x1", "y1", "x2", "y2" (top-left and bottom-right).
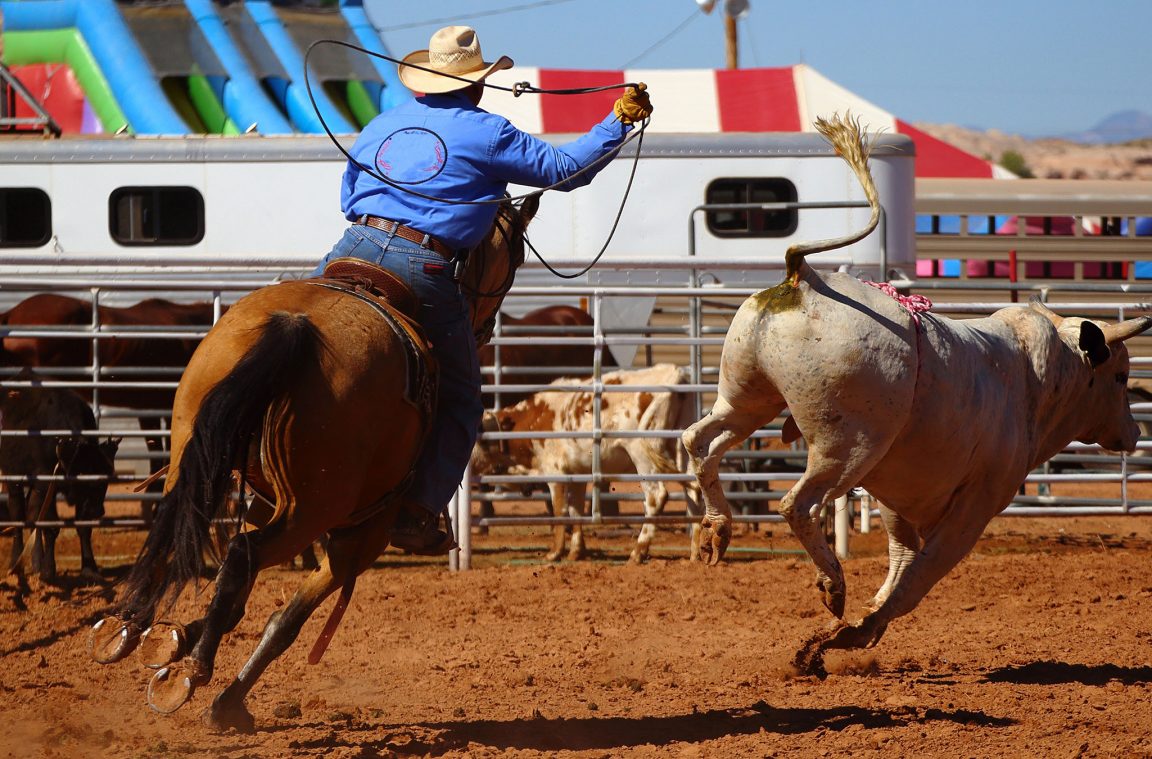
[{"x1": 613, "y1": 83, "x2": 652, "y2": 125}]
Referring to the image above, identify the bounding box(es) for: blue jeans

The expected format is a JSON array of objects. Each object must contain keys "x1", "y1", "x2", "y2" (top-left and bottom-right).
[{"x1": 313, "y1": 225, "x2": 482, "y2": 517}]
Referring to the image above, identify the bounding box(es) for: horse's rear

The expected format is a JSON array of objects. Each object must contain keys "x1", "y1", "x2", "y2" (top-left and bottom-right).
[{"x1": 165, "y1": 280, "x2": 425, "y2": 568}]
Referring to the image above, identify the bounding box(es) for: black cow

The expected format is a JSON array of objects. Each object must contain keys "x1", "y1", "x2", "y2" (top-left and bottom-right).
[{"x1": 1, "y1": 375, "x2": 119, "y2": 581}]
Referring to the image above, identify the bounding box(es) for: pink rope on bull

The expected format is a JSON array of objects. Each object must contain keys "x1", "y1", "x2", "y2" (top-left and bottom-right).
[{"x1": 864, "y1": 281, "x2": 933, "y2": 325}]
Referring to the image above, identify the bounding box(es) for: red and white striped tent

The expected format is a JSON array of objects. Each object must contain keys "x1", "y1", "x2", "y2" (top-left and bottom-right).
[{"x1": 483, "y1": 63, "x2": 1010, "y2": 179}]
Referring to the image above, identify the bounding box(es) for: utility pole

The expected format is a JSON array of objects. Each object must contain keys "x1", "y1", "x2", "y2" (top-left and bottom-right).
[
  {"x1": 697, "y1": 0, "x2": 750, "y2": 70},
  {"x1": 725, "y1": 12, "x2": 738, "y2": 69}
]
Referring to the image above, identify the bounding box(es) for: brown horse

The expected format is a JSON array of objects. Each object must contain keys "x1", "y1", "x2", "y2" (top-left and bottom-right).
[{"x1": 88, "y1": 196, "x2": 537, "y2": 731}]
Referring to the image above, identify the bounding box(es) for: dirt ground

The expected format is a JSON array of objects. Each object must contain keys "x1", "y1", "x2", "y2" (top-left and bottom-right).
[{"x1": 2, "y1": 490, "x2": 1152, "y2": 759}]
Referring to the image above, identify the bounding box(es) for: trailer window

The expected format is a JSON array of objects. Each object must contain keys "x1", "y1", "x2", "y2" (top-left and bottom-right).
[
  {"x1": 705, "y1": 178, "x2": 798, "y2": 237},
  {"x1": 0, "y1": 188, "x2": 52, "y2": 247},
  {"x1": 110, "y1": 187, "x2": 204, "y2": 246}
]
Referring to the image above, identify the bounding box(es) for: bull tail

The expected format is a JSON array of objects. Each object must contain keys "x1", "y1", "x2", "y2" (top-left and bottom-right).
[
  {"x1": 784, "y1": 113, "x2": 882, "y2": 282},
  {"x1": 116, "y1": 311, "x2": 322, "y2": 626}
]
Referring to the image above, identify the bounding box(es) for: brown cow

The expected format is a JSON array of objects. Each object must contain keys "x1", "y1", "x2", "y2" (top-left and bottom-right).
[
  {"x1": 0, "y1": 293, "x2": 217, "y2": 410},
  {"x1": 471, "y1": 364, "x2": 700, "y2": 562}
]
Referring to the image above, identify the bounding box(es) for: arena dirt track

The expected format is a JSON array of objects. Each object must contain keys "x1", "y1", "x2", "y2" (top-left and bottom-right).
[{"x1": 3, "y1": 505, "x2": 1152, "y2": 758}]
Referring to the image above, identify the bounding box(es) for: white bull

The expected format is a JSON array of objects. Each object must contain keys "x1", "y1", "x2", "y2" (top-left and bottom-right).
[
  {"x1": 471, "y1": 364, "x2": 701, "y2": 562},
  {"x1": 682, "y1": 115, "x2": 1152, "y2": 674}
]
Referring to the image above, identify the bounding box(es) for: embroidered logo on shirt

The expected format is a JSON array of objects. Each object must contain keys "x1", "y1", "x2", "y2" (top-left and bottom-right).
[{"x1": 375, "y1": 128, "x2": 447, "y2": 185}]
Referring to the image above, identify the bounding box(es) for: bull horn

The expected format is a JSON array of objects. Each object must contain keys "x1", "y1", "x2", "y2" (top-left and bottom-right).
[
  {"x1": 1028, "y1": 299, "x2": 1062, "y2": 328},
  {"x1": 1103, "y1": 315, "x2": 1152, "y2": 344}
]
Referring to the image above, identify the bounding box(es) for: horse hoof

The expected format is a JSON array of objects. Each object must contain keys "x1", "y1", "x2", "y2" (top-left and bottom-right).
[
  {"x1": 138, "y1": 621, "x2": 187, "y2": 669},
  {"x1": 147, "y1": 665, "x2": 197, "y2": 714},
  {"x1": 89, "y1": 617, "x2": 140, "y2": 664},
  {"x1": 203, "y1": 699, "x2": 256, "y2": 734}
]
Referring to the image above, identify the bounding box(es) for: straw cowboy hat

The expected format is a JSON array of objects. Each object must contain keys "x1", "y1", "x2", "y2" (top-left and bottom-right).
[{"x1": 398, "y1": 26, "x2": 514, "y2": 94}]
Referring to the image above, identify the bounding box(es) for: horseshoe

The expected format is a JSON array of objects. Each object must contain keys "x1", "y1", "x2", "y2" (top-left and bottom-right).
[
  {"x1": 138, "y1": 620, "x2": 188, "y2": 670},
  {"x1": 89, "y1": 617, "x2": 140, "y2": 665},
  {"x1": 147, "y1": 663, "x2": 198, "y2": 714}
]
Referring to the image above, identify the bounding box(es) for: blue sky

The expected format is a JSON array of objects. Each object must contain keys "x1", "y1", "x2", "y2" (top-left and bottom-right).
[{"x1": 362, "y1": 0, "x2": 1150, "y2": 137}]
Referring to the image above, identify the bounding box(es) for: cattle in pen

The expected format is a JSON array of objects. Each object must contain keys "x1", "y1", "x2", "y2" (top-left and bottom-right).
[
  {"x1": 1, "y1": 373, "x2": 120, "y2": 581},
  {"x1": 479, "y1": 305, "x2": 617, "y2": 408},
  {"x1": 471, "y1": 363, "x2": 700, "y2": 562},
  {"x1": 681, "y1": 113, "x2": 1152, "y2": 675}
]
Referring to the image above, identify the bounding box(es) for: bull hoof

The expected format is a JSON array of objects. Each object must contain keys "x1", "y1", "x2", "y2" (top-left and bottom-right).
[
  {"x1": 545, "y1": 550, "x2": 562, "y2": 562},
  {"x1": 89, "y1": 617, "x2": 141, "y2": 664},
  {"x1": 138, "y1": 621, "x2": 188, "y2": 669},
  {"x1": 203, "y1": 696, "x2": 256, "y2": 734},
  {"x1": 697, "y1": 516, "x2": 731, "y2": 566},
  {"x1": 816, "y1": 574, "x2": 846, "y2": 619},
  {"x1": 147, "y1": 663, "x2": 198, "y2": 714}
]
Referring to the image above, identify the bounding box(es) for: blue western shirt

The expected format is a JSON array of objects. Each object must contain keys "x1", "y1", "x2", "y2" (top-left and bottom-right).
[{"x1": 339, "y1": 91, "x2": 631, "y2": 250}]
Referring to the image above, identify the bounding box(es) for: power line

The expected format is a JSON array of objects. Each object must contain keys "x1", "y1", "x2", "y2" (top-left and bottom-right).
[
  {"x1": 620, "y1": 8, "x2": 703, "y2": 69},
  {"x1": 376, "y1": 0, "x2": 580, "y2": 33}
]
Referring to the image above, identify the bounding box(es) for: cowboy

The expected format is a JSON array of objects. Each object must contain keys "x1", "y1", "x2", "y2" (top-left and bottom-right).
[{"x1": 313, "y1": 26, "x2": 653, "y2": 555}]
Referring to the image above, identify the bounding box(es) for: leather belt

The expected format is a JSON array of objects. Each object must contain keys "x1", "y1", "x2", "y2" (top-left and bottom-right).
[{"x1": 356, "y1": 215, "x2": 454, "y2": 260}]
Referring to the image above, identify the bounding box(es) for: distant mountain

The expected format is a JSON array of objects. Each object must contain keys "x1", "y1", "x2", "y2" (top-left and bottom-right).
[
  {"x1": 914, "y1": 121, "x2": 1152, "y2": 180},
  {"x1": 1059, "y1": 110, "x2": 1152, "y2": 145}
]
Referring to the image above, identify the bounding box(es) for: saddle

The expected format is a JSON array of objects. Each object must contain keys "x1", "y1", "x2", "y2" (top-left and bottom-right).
[
  {"x1": 318, "y1": 257, "x2": 419, "y2": 319},
  {"x1": 239, "y1": 258, "x2": 437, "y2": 528}
]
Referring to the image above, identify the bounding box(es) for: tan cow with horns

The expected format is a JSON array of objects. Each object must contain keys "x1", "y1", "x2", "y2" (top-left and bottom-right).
[
  {"x1": 681, "y1": 113, "x2": 1152, "y2": 675},
  {"x1": 472, "y1": 363, "x2": 700, "y2": 562}
]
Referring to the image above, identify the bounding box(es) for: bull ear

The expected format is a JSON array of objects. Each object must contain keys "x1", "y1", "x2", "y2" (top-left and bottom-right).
[
  {"x1": 479, "y1": 412, "x2": 499, "y2": 434},
  {"x1": 1103, "y1": 315, "x2": 1152, "y2": 345},
  {"x1": 1079, "y1": 321, "x2": 1111, "y2": 367}
]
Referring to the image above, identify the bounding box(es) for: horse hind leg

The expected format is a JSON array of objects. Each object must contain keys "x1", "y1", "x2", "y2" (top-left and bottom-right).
[
  {"x1": 205, "y1": 515, "x2": 394, "y2": 732},
  {"x1": 145, "y1": 527, "x2": 280, "y2": 717}
]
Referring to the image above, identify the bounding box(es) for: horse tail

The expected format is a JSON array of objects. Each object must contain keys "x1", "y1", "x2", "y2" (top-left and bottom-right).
[{"x1": 118, "y1": 311, "x2": 322, "y2": 624}]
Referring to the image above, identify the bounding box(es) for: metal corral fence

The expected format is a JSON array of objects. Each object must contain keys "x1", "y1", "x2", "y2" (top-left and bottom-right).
[{"x1": 3, "y1": 260, "x2": 1152, "y2": 571}]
